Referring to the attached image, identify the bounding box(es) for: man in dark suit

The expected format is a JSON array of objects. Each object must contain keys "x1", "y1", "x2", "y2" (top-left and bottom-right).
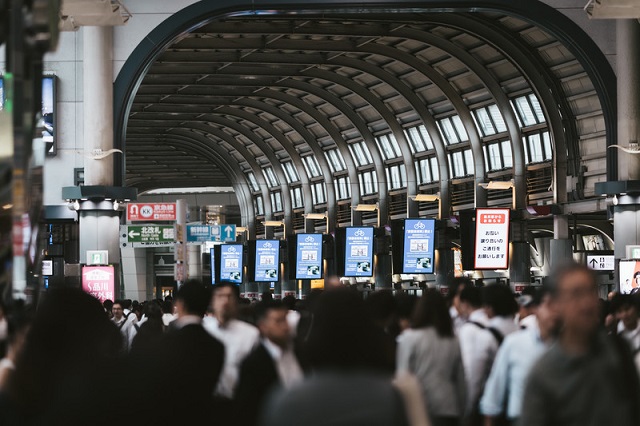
[
  {"x1": 163, "y1": 280, "x2": 225, "y2": 424},
  {"x1": 235, "y1": 300, "x2": 303, "y2": 426}
]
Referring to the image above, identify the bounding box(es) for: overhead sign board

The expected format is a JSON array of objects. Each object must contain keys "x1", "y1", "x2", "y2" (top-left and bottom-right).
[
  {"x1": 254, "y1": 240, "x2": 280, "y2": 282},
  {"x1": 121, "y1": 225, "x2": 175, "y2": 244},
  {"x1": 295, "y1": 233, "x2": 323, "y2": 280},
  {"x1": 42, "y1": 259, "x2": 53, "y2": 276},
  {"x1": 344, "y1": 227, "x2": 374, "y2": 277},
  {"x1": 186, "y1": 224, "x2": 236, "y2": 242},
  {"x1": 82, "y1": 266, "x2": 115, "y2": 303},
  {"x1": 127, "y1": 203, "x2": 176, "y2": 222},
  {"x1": 587, "y1": 255, "x2": 614, "y2": 271},
  {"x1": 220, "y1": 244, "x2": 243, "y2": 284},
  {"x1": 474, "y1": 208, "x2": 510, "y2": 269},
  {"x1": 402, "y1": 219, "x2": 436, "y2": 274}
]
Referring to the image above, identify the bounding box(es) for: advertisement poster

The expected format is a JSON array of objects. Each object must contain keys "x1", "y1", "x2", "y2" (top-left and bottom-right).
[
  {"x1": 474, "y1": 208, "x2": 510, "y2": 269},
  {"x1": 403, "y1": 219, "x2": 435, "y2": 274},
  {"x1": 295, "y1": 234, "x2": 323, "y2": 280},
  {"x1": 82, "y1": 266, "x2": 115, "y2": 303},
  {"x1": 255, "y1": 240, "x2": 280, "y2": 282},
  {"x1": 220, "y1": 244, "x2": 243, "y2": 284},
  {"x1": 344, "y1": 227, "x2": 374, "y2": 277},
  {"x1": 620, "y1": 260, "x2": 640, "y2": 294}
]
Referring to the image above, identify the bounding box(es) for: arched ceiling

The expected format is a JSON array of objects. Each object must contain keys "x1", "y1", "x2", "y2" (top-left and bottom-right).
[{"x1": 122, "y1": 5, "x2": 613, "y2": 233}]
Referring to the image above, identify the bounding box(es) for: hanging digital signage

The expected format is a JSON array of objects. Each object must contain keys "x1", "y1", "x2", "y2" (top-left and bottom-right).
[
  {"x1": 344, "y1": 227, "x2": 374, "y2": 277},
  {"x1": 402, "y1": 219, "x2": 436, "y2": 274},
  {"x1": 474, "y1": 208, "x2": 510, "y2": 269},
  {"x1": 220, "y1": 244, "x2": 243, "y2": 284},
  {"x1": 210, "y1": 248, "x2": 216, "y2": 285},
  {"x1": 295, "y1": 234, "x2": 323, "y2": 280},
  {"x1": 254, "y1": 240, "x2": 280, "y2": 282}
]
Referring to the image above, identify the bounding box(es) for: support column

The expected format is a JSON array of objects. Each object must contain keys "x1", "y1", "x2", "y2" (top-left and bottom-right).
[
  {"x1": 617, "y1": 19, "x2": 640, "y2": 180},
  {"x1": 435, "y1": 221, "x2": 454, "y2": 287},
  {"x1": 549, "y1": 215, "x2": 573, "y2": 271},
  {"x1": 509, "y1": 220, "x2": 530, "y2": 289},
  {"x1": 187, "y1": 245, "x2": 202, "y2": 280}
]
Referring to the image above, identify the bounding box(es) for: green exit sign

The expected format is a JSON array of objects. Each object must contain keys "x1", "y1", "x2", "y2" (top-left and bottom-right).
[
  {"x1": 627, "y1": 245, "x2": 640, "y2": 260},
  {"x1": 125, "y1": 225, "x2": 175, "y2": 243}
]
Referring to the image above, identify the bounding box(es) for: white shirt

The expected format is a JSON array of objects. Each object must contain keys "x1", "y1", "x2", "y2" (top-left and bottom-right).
[
  {"x1": 519, "y1": 314, "x2": 538, "y2": 330},
  {"x1": 262, "y1": 338, "x2": 303, "y2": 389},
  {"x1": 112, "y1": 316, "x2": 133, "y2": 350},
  {"x1": 450, "y1": 306, "x2": 467, "y2": 334},
  {"x1": 162, "y1": 313, "x2": 177, "y2": 327},
  {"x1": 620, "y1": 321, "x2": 640, "y2": 352},
  {"x1": 487, "y1": 315, "x2": 519, "y2": 339},
  {"x1": 202, "y1": 316, "x2": 260, "y2": 398},
  {"x1": 286, "y1": 310, "x2": 300, "y2": 337},
  {"x1": 458, "y1": 309, "x2": 498, "y2": 414}
]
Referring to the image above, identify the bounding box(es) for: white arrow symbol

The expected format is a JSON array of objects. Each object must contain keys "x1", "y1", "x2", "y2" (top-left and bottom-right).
[
  {"x1": 129, "y1": 230, "x2": 140, "y2": 238},
  {"x1": 225, "y1": 226, "x2": 234, "y2": 238}
]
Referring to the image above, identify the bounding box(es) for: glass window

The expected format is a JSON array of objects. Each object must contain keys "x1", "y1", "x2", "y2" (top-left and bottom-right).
[
  {"x1": 376, "y1": 134, "x2": 401, "y2": 160},
  {"x1": 335, "y1": 176, "x2": 351, "y2": 200},
  {"x1": 542, "y1": 131, "x2": 552, "y2": 160},
  {"x1": 359, "y1": 170, "x2": 378, "y2": 195},
  {"x1": 451, "y1": 151, "x2": 465, "y2": 177},
  {"x1": 474, "y1": 107, "x2": 496, "y2": 137},
  {"x1": 488, "y1": 104, "x2": 507, "y2": 133},
  {"x1": 406, "y1": 128, "x2": 425, "y2": 154},
  {"x1": 438, "y1": 118, "x2": 459, "y2": 145},
  {"x1": 387, "y1": 164, "x2": 406, "y2": 189},
  {"x1": 522, "y1": 136, "x2": 529, "y2": 164},
  {"x1": 514, "y1": 96, "x2": 537, "y2": 126},
  {"x1": 417, "y1": 158, "x2": 431, "y2": 184},
  {"x1": 254, "y1": 196, "x2": 264, "y2": 215},
  {"x1": 488, "y1": 143, "x2": 502, "y2": 170},
  {"x1": 349, "y1": 141, "x2": 373, "y2": 166},
  {"x1": 418, "y1": 125, "x2": 434, "y2": 150},
  {"x1": 282, "y1": 161, "x2": 299, "y2": 184},
  {"x1": 270, "y1": 191, "x2": 283, "y2": 212},
  {"x1": 451, "y1": 115, "x2": 469, "y2": 141},
  {"x1": 528, "y1": 133, "x2": 544, "y2": 163},
  {"x1": 311, "y1": 182, "x2": 326, "y2": 204},
  {"x1": 263, "y1": 167, "x2": 279, "y2": 188},
  {"x1": 528, "y1": 94, "x2": 545, "y2": 123},
  {"x1": 247, "y1": 172, "x2": 260, "y2": 192},
  {"x1": 325, "y1": 149, "x2": 346, "y2": 172},
  {"x1": 464, "y1": 150, "x2": 474, "y2": 175},
  {"x1": 290, "y1": 187, "x2": 303, "y2": 209},
  {"x1": 430, "y1": 157, "x2": 439, "y2": 181},
  {"x1": 501, "y1": 141, "x2": 513, "y2": 168},
  {"x1": 302, "y1": 155, "x2": 321, "y2": 178}
]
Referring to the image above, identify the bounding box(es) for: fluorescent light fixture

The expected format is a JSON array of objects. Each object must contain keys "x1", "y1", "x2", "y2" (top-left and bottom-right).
[
  {"x1": 410, "y1": 194, "x2": 440, "y2": 202},
  {"x1": 141, "y1": 186, "x2": 235, "y2": 195},
  {"x1": 304, "y1": 213, "x2": 328, "y2": 220},
  {"x1": 263, "y1": 220, "x2": 285, "y2": 227},
  {"x1": 236, "y1": 226, "x2": 248, "y2": 233},
  {"x1": 352, "y1": 204, "x2": 378, "y2": 212},
  {"x1": 478, "y1": 180, "x2": 514, "y2": 190},
  {"x1": 2, "y1": 204, "x2": 12, "y2": 210}
]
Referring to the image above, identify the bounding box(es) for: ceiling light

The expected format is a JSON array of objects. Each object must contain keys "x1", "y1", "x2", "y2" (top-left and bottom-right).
[{"x1": 352, "y1": 204, "x2": 378, "y2": 212}]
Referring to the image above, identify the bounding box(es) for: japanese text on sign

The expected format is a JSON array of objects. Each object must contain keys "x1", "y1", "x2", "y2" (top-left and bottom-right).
[{"x1": 474, "y1": 208, "x2": 510, "y2": 269}]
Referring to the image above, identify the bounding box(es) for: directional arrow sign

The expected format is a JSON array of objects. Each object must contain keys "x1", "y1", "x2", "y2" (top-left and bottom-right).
[
  {"x1": 589, "y1": 258, "x2": 598, "y2": 268},
  {"x1": 121, "y1": 225, "x2": 175, "y2": 244},
  {"x1": 187, "y1": 224, "x2": 236, "y2": 242}
]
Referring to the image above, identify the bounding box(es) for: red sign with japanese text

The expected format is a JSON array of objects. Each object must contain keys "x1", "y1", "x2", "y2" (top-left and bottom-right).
[
  {"x1": 127, "y1": 203, "x2": 177, "y2": 222},
  {"x1": 82, "y1": 266, "x2": 115, "y2": 303}
]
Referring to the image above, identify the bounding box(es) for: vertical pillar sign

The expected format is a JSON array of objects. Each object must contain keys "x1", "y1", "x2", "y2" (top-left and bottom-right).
[
  {"x1": 402, "y1": 219, "x2": 436, "y2": 274},
  {"x1": 474, "y1": 208, "x2": 510, "y2": 269},
  {"x1": 344, "y1": 227, "x2": 374, "y2": 277},
  {"x1": 295, "y1": 234, "x2": 323, "y2": 279}
]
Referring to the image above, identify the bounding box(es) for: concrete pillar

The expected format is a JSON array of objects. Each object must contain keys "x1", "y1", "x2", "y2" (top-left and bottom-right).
[
  {"x1": 83, "y1": 26, "x2": 114, "y2": 186},
  {"x1": 187, "y1": 245, "x2": 202, "y2": 280},
  {"x1": 374, "y1": 253, "x2": 393, "y2": 290},
  {"x1": 509, "y1": 221, "x2": 530, "y2": 288},
  {"x1": 120, "y1": 246, "x2": 147, "y2": 301},
  {"x1": 617, "y1": 19, "x2": 640, "y2": 180},
  {"x1": 174, "y1": 199, "x2": 188, "y2": 286},
  {"x1": 435, "y1": 223, "x2": 454, "y2": 287},
  {"x1": 549, "y1": 215, "x2": 573, "y2": 271}
]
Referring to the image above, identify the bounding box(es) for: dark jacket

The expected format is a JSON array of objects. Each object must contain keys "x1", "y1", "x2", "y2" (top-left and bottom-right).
[{"x1": 236, "y1": 343, "x2": 281, "y2": 426}]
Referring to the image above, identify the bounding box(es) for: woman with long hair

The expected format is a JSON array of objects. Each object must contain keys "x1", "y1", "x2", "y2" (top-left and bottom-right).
[{"x1": 397, "y1": 288, "x2": 466, "y2": 426}]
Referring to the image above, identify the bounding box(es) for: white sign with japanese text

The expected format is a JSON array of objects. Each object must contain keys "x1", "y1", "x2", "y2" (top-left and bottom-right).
[{"x1": 474, "y1": 208, "x2": 510, "y2": 269}]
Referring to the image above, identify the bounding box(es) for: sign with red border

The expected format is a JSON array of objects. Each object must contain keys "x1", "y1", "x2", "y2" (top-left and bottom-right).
[
  {"x1": 127, "y1": 203, "x2": 176, "y2": 222},
  {"x1": 474, "y1": 208, "x2": 510, "y2": 269}
]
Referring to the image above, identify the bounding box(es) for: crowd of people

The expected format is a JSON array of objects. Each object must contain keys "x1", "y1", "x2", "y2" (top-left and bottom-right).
[{"x1": 0, "y1": 261, "x2": 637, "y2": 425}]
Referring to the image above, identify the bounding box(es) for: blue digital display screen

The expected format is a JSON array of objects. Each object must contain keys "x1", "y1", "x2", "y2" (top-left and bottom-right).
[
  {"x1": 344, "y1": 227, "x2": 374, "y2": 277},
  {"x1": 254, "y1": 240, "x2": 280, "y2": 282},
  {"x1": 402, "y1": 219, "x2": 435, "y2": 274},
  {"x1": 210, "y1": 248, "x2": 216, "y2": 285},
  {"x1": 295, "y1": 234, "x2": 323, "y2": 280},
  {"x1": 220, "y1": 244, "x2": 243, "y2": 284}
]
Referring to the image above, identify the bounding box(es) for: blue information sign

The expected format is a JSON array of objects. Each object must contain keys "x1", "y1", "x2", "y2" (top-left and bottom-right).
[
  {"x1": 295, "y1": 234, "x2": 323, "y2": 280},
  {"x1": 187, "y1": 225, "x2": 237, "y2": 242},
  {"x1": 344, "y1": 227, "x2": 374, "y2": 277},
  {"x1": 220, "y1": 244, "x2": 243, "y2": 284},
  {"x1": 210, "y1": 248, "x2": 216, "y2": 285},
  {"x1": 255, "y1": 240, "x2": 280, "y2": 282},
  {"x1": 403, "y1": 219, "x2": 436, "y2": 274}
]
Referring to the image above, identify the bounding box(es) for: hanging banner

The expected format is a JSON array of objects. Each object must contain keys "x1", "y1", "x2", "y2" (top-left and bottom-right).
[
  {"x1": 402, "y1": 219, "x2": 436, "y2": 274},
  {"x1": 344, "y1": 227, "x2": 374, "y2": 277},
  {"x1": 474, "y1": 208, "x2": 510, "y2": 269}
]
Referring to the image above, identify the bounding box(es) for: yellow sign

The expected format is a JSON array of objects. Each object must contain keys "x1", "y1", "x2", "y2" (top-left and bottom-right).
[{"x1": 311, "y1": 279, "x2": 324, "y2": 289}]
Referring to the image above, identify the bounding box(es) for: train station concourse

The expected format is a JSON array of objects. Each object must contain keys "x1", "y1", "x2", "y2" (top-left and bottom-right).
[{"x1": 1, "y1": 0, "x2": 640, "y2": 301}]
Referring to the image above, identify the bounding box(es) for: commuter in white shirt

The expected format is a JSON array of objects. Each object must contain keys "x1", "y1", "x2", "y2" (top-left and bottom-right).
[
  {"x1": 612, "y1": 293, "x2": 640, "y2": 352},
  {"x1": 202, "y1": 282, "x2": 260, "y2": 399},
  {"x1": 480, "y1": 288, "x2": 558, "y2": 425}
]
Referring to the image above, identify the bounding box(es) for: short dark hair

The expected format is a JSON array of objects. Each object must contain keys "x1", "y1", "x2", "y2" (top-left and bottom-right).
[
  {"x1": 212, "y1": 282, "x2": 240, "y2": 299},
  {"x1": 282, "y1": 295, "x2": 297, "y2": 310},
  {"x1": 447, "y1": 277, "x2": 473, "y2": 301},
  {"x1": 459, "y1": 285, "x2": 482, "y2": 308},
  {"x1": 175, "y1": 280, "x2": 211, "y2": 317},
  {"x1": 482, "y1": 284, "x2": 518, "y2": 316},
  {"x1": 112, "y1": 300, "x2": 124, "y2": 309},
  {"x1": 412, "y1": 289, "x2": 453, "y2": 338},
  {"x1": 254, "y1": 300, "x2": 286, "y2": 323},
  {"x1": 611, "y1": 293, "x2": 638, "y2": 313}
]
